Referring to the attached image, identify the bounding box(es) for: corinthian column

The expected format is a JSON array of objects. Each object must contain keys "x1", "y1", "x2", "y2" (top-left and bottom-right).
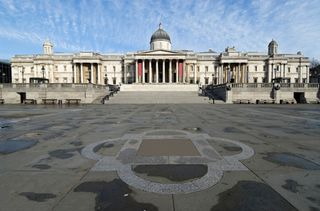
[{"x1": 149, "y1": 60, "x2": 152, "y2": 83}]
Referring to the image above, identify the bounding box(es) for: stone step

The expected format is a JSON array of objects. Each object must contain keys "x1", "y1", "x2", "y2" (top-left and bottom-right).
[
  {"x1": 107, "y1": 91, "x2": 211, "y2": 104},
  {"x1": 120, "y1": 84, "x2": 199, "y2": 92}
]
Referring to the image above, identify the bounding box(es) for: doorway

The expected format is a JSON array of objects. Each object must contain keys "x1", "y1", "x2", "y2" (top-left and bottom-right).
[
  {"x1": 294, "y1": 92, "x2": 306, "y2": 103},
  {"x1": 17, "y1": 92, "x2": 26, "y2": 104}
]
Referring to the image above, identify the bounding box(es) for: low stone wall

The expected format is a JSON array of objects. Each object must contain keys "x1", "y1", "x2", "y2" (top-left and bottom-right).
[
  {"x1": 206, "y1": 83, "x2": 320, "y2": 104},
  {"x1": 0, "y1": 83, "x2": 108, "y2": 104}
]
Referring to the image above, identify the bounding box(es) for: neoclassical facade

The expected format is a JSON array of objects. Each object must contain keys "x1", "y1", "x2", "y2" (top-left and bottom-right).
[{"x1": 11, "y1": 24, "x2": 310, "y2": 85}]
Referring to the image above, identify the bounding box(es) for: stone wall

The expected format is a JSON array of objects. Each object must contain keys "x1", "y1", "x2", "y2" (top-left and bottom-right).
[
  {"x1": 0, "y1": 84, "x2": 108, "y2": 104},
  {"x1": 207, "y1": 83, "x2": 319, "y2": 104}
]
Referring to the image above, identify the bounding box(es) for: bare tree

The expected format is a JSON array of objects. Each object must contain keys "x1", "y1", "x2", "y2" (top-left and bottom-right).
[{"x1": 310, "y1": 58, "x2": 320, "y2": 69}]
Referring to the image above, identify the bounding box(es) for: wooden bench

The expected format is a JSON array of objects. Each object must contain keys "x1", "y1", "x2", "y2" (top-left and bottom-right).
[
  {"x1": 280, "y1": 99, "x2": 296, "y2": 104},
  {"x1": 23, "y1": 99, "x2": 37, "y2": 104},
  {"x1": 65, "y1": 99, "x2": 81, "y2": 105},
  {"x1": 257, "y1": 99, "x2": 275, "y2": 104},
  {"x1": 42, "y1": 99, "x2": 57, "y2": 104},
  {"x1": 234, "y1": 99, "x2": 252, "y2": 104},
  {"x1": 0, "y1": 99, "x2": 4, "y2": 104}
]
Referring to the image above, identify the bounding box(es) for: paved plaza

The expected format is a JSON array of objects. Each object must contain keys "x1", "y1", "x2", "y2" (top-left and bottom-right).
[{"x1": 0, "y1": 104, "x2": 320, "y2": 211}]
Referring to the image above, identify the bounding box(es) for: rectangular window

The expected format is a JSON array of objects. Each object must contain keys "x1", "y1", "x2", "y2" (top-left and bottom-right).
[
  {"x1": 205, "y1": 77, "x2": 209, "y2": 84},
  {"x1": 288, "y1": 67, "x2": 291, "y2": 73},
  {"x1": 295, "y1": 78, "x2": 299, "y2": 83},
  {"x1": 302, "y1": 78, "x2": 306, "y2": 83},
  {"x1": 55, "y1": 66, "x2": 58, "y2": 71},
  {"x1": 255, "y1": 66, "x2": 257, "y2": 71},
  {"x1": 55, "y1": 77, "x2": 59, "y2": 82},
  {"x1": 296, "y1": 67, "x2": 298, "y2": 72},
  {"x1": 63, "y1": 77, "x2": 67, "y2": 83},
  {"x1": 64, "y1": 66, "x2": 67, "y2": 71},
  {"x1": 205, "y1": 66, "x2": 208, "y2": 72},
  {"x1": 253, "y1": 77, "x2": 258, "y2": 83}
]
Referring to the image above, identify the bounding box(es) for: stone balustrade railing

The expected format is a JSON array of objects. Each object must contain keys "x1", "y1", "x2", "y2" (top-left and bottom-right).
[
  {"x1": 0, "y1": 83, "x2": 107, "y2": 89},
  {"x1": 206, "y1": 83, "x2": 319, "y2": 90}
]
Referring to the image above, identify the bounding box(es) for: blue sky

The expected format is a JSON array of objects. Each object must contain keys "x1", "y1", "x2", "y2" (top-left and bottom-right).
[{"x1": 0, "y1": 0, "x2": 319, "y2": 60}]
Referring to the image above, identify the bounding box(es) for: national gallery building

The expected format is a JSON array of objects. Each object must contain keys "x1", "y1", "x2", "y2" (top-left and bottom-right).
[{"x1": 11, "y1": 24, "x2": 310, "y2": 85}]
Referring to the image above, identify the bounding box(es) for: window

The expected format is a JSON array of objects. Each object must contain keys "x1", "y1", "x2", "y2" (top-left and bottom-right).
[
  {"x1": 31, "y1": 67, "x2": 34, "y2": 73},
  {"x1": 262, "y1": 77, "x2": 266, "y2": 83},
  {"x1": 205, "y1": 66, "x2": 208, "y2": 72},
  {"x1": 205, "y1": 77, "x2": 209, "y2": 84},
  {"x1": 288, "y1": 67, "x2": 290, "y2": 73},
  {"x1": 255, "y1": 66, "x2": 257, "y2": 71},
  {"x1": 296, "y1": 67, "x2": 298, "y2": 72},
  {"x1": 64, "y1": 65, "x2": 67, "y2": 71},
  {"x1": 55, "y1": 77, "x2": 59, "y2": 82},
  {"x1": 295, "y1": 78, "x2": 299, "y2": 83},
  {"x1": 55, "y1": 66, "x2": 58, "y2": 71},
  {"x1": 15, "y1": 79, "x2": 19, "y2": 83},
  {"x1": 63, "y1": 77, "x2": 67, "y2": 83},
  {"x1": 197, "y1": 66, "x2": 200, "y2": 72},
  {"x1": 104, "y1": 66, "x2": 107, "y2": 72},
  {"x1": 113, "y1": 66, "x2": 116, "y2": 72},
  {"x1": 253, "y1": 77, "x2": 258, "y2": 83},
  {"x1": 302, "y1": 78, "x2": 306, "y2": 83}
]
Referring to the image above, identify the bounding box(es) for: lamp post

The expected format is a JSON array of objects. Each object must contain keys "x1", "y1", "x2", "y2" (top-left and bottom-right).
[
  {"x1": 105, "y1": 74, "x2": 108, "y2": 85},
  {"x1": 21, "y1": 67, "x2": 25, "y2": 83},
  {"x1": 41, "y1": 66, "x2": 45, "y2": 79}
]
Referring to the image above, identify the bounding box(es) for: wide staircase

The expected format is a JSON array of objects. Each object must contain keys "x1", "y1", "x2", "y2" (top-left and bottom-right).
[
  {"x1": 107, "y1": 91, "x2": 212, "y2": 104},
  {"x1": 105, "y1": 84, "x2": 222, "y2": 104}
]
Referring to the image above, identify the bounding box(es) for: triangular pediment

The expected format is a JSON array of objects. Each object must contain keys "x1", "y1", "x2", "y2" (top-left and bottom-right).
[{"x1": 136, "y1": 49, "x2": 183, "y2": 55}]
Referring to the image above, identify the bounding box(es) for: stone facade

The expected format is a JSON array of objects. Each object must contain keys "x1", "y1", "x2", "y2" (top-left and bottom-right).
[{"x1": 11, "y1": 25, "x2": 310, "y2": 86}]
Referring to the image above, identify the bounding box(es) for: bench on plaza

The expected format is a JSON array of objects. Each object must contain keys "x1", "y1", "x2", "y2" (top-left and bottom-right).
[
  {"x1": 42, "y1": 99, "x2": 57, "y2": 105},
  {"x1": 0, "y1": 99, "x2": 4, "y2": 104},
  {"x1": 65, "y1": 99, "x2": 81, "y2": 105},
  {"x1": 280, "y1": 99, "x2": 296, "y2": 104},
  {"x1": 306, "y1": 98, "x2": 320, "y2": 104},
  {"x1": 234, "y1": 99, "x2": 252, "y2": 104},
  {"x1": 23, "y1": 99, "x2": 37, "y2": 104},
  {"x1": 256, "y1": 99, "x2": 275, "y2": 104}
]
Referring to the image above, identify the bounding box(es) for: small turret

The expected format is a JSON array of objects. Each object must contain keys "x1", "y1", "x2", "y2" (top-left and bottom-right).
[
  {"x1": 43, "y1": 39, "x2": 53, "y2": 55},
  {"x1": 268, "y1": 39, "x2": 278, "y2": 56}
]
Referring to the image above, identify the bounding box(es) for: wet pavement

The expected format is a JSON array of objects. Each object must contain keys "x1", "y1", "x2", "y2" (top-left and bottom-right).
[{"x1": 0, "y1": 104, "x2": 320, "y2": 211}]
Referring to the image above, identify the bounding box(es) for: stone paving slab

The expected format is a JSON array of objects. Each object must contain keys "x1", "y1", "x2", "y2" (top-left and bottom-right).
[{"x1": 0, "y1": 104, "x2": 319, "y2": 210}]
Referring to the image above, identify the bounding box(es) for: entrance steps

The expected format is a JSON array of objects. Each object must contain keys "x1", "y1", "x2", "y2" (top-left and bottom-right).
[
  {"x1": 107, "y1": 91, "x2": 212, "y2": 104},
  {"x1": 120, "y1": 84, "x2": 199, "y2": 92}
]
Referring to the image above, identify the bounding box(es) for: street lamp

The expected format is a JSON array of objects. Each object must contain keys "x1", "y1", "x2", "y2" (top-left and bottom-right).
[
  {"x1": 104, "y1": 74, "x2": 108, "y2": 85},
  {"x1": 21, "y1": 67, "x2": 25, "y2": 83},
  {"x1": 41, "y1": 66, "x2": 45, "y2": 79}
]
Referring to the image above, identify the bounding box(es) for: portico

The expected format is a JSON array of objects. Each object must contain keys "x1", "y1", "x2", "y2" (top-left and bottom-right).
[
  {"x1": 73, "y1": 61, "x2": 102, "y2": 84},
  {"x1": 133, "y1": 58, "x2": 185, "y2": 84}
]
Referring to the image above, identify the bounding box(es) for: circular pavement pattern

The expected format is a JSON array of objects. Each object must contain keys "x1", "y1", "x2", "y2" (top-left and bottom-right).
[{"x1": 81, "y1": 129, "x2": 254, "y2": 194}]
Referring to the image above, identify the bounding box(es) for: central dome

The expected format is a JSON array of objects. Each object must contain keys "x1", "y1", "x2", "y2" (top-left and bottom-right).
[
  {"x1": 150, "y1": 23, "x2": 172, "y2": 51},
  {"x1": 150, "y1": 23, "x2": 171, "y2": 43}
]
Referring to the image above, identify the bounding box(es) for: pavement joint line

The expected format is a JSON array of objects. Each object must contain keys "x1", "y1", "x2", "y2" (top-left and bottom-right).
[{"x1": 81, "y1": 129, "x2": 254, "y2": 194}]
